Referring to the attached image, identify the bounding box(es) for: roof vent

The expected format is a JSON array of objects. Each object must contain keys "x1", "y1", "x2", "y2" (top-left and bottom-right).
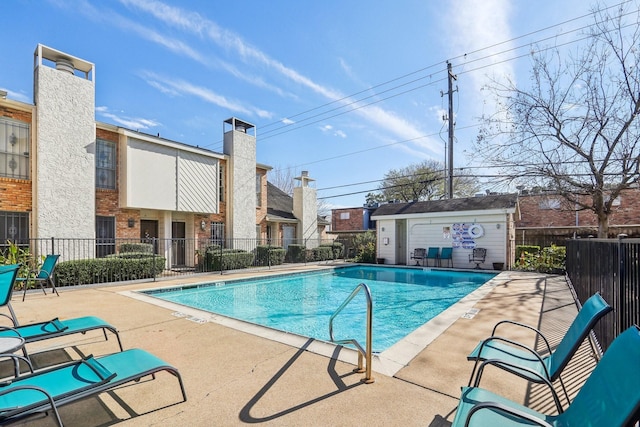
[
  {"x1": 55, "y1": 58, "x2": 74, "y2": 74},
  {"x1": 235, "y1": 123, "x2": 246, "y2": 133}
]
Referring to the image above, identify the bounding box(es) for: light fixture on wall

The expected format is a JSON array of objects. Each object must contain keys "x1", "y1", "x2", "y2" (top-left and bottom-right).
[
  {"x1": 496, "y1": 223, "x2": 501, "y2": 229},
  {"x1": 200, "y1": 220, "x2": 207, "y2": 230},
  {"x1": 127, "y1": 218, "x2": 135, "y2": 228}
]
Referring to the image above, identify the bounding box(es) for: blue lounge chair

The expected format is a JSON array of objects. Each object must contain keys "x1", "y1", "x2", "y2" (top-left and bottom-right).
[
  {"x1": 0, "y1": 348, "x2": 187, "y2": 426},
  {"x1": 426, "y1": 247, "x2": 440, "y2": 267},
  {"x1": 16, "y1": 254, "x2": 60, "y2": 301},
  {"x1": 467, "y1": 293, "x2": 612, "y2": 407},
  {"x1": 0, "y1": 265, "x2": 123, "y2": 359},
  {"x1": 440, "y1": 247, "x2": 453, "y2": 267},
  {"x1": 452, "y1": 325, "x2": 640, "y2": 427}
]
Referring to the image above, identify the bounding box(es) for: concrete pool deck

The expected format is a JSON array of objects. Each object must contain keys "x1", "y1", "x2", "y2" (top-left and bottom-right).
[{"x1": 6, "y1": 266, "x2": 596, "y2": 426}]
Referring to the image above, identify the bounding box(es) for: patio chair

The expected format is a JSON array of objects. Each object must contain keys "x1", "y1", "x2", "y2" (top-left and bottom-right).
[
  {"x1": 0, "y1": 348, "x2": 187, "y2": 426},
  {"x1": 0, "y1": 265, "x2": 123, "y2": 359},
  {"x1": 411, "y1": 248, "x2": 427, "y2": 265},
  {"x1": 468, "y1": 248, "x2": 486, "y2": 269},
  {"x1": 467, "y1": 292, "x2": 612, "y2": 408},
  {"x1": 426, "y1": 247, "x2": 440, "y2": 267},
  {"x1": 452, "y1": 325, "x2": 640, "y2": 427},
  {"x1": 16, "y1": 254, "x2": 60, "y2": 301},
  {"x1": 440, "y1": 247, "x2": 453, "y2": 267}
]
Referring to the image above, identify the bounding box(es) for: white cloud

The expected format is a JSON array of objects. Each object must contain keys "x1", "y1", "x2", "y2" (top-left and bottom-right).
[
  {"x1": 96, "y1": 106, "x2": 160, "y2": 129},
  {"x1": 140, "y1": 71, "x2": 272, "y2": 118},
  {"x1": 0, "y1": 88, "x2": 29, "y2": 103},
  {"x1": 119, "y1": 0, "x2": 435, "y2": 153}
]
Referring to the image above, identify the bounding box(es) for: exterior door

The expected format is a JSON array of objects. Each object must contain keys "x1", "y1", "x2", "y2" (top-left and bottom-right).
[
  {"x1": 282, "y1": 225, "x2": 295, "y2": 250},
  {"x1": 172, "y1": 221, "x2": 186, "y2": 266},
  {"x1": 396, "y1": 220, "x2": 407, "y2": 265},
  {"x1": 140, "y1": 220, "x2": 159, "y2": 254}
]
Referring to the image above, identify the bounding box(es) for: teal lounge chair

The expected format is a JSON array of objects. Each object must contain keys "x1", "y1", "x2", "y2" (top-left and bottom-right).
[
  {"x1": 16, "y1": 254, "x2": 60, "y2": 301},
  {"x1": 426, "y1": 247, "x2": 440, "y2": 267},
  {"x1": 0, "y1": 265, "x2": 123, "y2": 358},
  {"x1": 452, "y1": 325, "x2": 640, "y2": 427},
  {"x1": 467, "y1": 293, "x2": 612, "y2": 407},
  {"x1": 0, "y1": 348, "x2": 187, "y2": 426},
  {"x1": 440, "y1": 247, "x2": 453, "y2": 267}
]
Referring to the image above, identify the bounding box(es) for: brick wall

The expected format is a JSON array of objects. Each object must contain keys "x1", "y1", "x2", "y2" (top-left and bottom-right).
[
  {"x1": 516, "y1": 189, "x2": 640, "y2": 228},
  {"x1": 332, "y1": 208, "x2": 364, "y2": 231},
  {"x1": 0, "y1": 178, "x2": 32, "y2": 212},
  {"x1": 0, "y1": 106, "x2": 32, "y2": 213}
]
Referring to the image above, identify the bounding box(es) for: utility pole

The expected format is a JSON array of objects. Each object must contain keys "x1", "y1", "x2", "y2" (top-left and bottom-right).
[{"x1": 444, "y1": 61, "x2": 457, "y2": 199}]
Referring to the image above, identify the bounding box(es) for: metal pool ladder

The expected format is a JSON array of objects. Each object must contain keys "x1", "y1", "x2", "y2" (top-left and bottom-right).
[{"x1": 329, "y1": 283, "x2": 374, "y2": 384}]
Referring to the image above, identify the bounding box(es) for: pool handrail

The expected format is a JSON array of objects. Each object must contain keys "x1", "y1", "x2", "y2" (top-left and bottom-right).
[{"x1": 329, "y1": 282, "x2": 374, "y2": 384}]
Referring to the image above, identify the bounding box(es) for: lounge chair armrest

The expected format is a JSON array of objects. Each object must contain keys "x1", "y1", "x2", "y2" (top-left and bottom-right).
[
  {"x1": 0, "y1": 353, "x2": 34, "y2": 376},
  {"x1": 491, "y1": 320, "x2": 553, "y2": 355},
  {"x1": 0, "y1": 313, "x2": 17, "y2": 326},
  {"x1": 474, "y1": 358, "x2": 563, "y2": 413},
  {"x1": 464, "y1": 401, "x2": 553, "y2": 427}
]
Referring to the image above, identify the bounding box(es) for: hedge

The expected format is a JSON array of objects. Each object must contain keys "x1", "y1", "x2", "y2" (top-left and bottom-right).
[
  {"x1": 255, "y1": 246, "x2": 286, "y2": 266},
  {"x1": 202, "y1": 248, "x2": 254, "y2": 271},
  {"x1": 55, "y1": 255, "x2": 166, "y2": 287},
  {"x1": 285, "y1": 244, "x2": 306, "y2": 263},
  {"x1": 515, "y1": 245, "x2": 540, "y2": 260},
  {"x1": 119, "y1": 243, "x2": 154, "y2": 254}
]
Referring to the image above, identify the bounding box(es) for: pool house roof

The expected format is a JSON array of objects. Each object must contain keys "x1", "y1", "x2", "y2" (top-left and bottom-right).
[{"x1": 371, "y1": 193, "x2": 519, "y2": 218}]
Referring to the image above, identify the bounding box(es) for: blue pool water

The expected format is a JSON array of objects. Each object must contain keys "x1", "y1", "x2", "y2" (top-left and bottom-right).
[{"x1": 144, "y1": 266, "x2": 495, "y2": 353}]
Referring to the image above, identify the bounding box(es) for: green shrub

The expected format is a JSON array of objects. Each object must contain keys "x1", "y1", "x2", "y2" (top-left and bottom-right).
[
  {"x1": 202, "y1": 248, "x2": 254, "y2": 271},
  {"x1": 515, "y1": 245, "x2": 540, "y2": 260},
  {"x1": 309, "y1": 246, "x2": 333, "y2": 261},
  {"x1": 286, "y1": 244, "x2": 306, "y2": 263},
  {"x1": 320, "y1": 242, "x2": 344, "y2": 259},
  {"x1": 119, "y1": 243, "x2": 153, "y2": 254},
  {"x1": 353, "y1": 231, "x2": 377, "y2": 264},
  {"x1": 514, "y1": 245, "x2": 565, "y2": 273},
  {"x1": 255, "y1": 245, "x2": 286, "y2": 266},
  {"x1": 55, "y1": 255, "x2": 165, "y2": 287}
]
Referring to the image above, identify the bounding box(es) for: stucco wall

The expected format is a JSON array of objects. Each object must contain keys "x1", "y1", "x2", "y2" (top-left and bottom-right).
[
  {"x1": 293, "y1": 184, "x2": 318, "y2": 247},
  {"x1": 34, "y1": 65, "x2": 95, "y2": 240},
  {"x1": 223, "y1": 129, "x2": 256, "y2": 240}
]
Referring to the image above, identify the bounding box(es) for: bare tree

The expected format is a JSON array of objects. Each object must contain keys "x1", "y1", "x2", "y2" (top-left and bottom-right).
[
  {"x1": 269, "y1": 166, "x2": 296, "y2": 195},
  {"x1": 475, "y1": 3, "x2": 640, "y2": 237}
]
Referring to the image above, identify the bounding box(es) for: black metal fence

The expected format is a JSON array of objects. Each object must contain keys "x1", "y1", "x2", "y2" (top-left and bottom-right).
[
  {"x1": 566, "y1": 237, "x2": 640, "y2": 351},
  {"x1": 1, "y1": 237, "x2": 350, "y2": 288}
]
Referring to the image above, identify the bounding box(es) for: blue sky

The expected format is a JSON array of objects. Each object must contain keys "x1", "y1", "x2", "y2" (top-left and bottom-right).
[{"x1": 1, "y1": 0, "x2": 617, "y2": 209}]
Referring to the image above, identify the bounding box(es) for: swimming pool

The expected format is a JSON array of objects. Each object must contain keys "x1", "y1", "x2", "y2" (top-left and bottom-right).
[{"x1": 141, "y1": 266, "x2": 495, "y2": 353}]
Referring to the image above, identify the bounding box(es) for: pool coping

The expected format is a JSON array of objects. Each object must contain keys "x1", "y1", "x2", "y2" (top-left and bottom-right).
[{"x1": 119, "y1": 267, "x2": 506, "y2": 377}]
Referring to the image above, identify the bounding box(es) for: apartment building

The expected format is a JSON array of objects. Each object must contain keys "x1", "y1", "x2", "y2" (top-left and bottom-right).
[{"x1": 0, "y1": 44, "x2": 322, "y2": 267}]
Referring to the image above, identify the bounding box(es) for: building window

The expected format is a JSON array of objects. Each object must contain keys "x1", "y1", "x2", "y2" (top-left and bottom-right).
[
  {"x1": 340, "y1": 212, "x2": 350, "y2": 220},
  {"x1": 0, "y1": 118, "x2": 30, "y2": 180},
  {"x1": 211, "y1": 221, "x2": 225, "y2": 247},
  {"x1": 256, "y1": 173, "x2": 262, "y2": 207},
  {"x1": 219, "y1": 164, "x2": 225, "y2": 203},
  {"x1": 96, "y1": 139, "x2": 116, "y2": 189},
  {"x1": 539, "y1": 198, "x2": 561, "y2": 210},
  {"x1": 0, "y1": 212, "x2": 29, "y2": 252},
  {"x1": 96, "y1": 216, "x2": 115, "y2": 257}
]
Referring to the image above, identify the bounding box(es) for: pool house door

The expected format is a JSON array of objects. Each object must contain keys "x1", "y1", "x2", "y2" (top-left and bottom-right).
[{"x1": 396, "y1": 220, "x2": 407, "y2": 265}]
